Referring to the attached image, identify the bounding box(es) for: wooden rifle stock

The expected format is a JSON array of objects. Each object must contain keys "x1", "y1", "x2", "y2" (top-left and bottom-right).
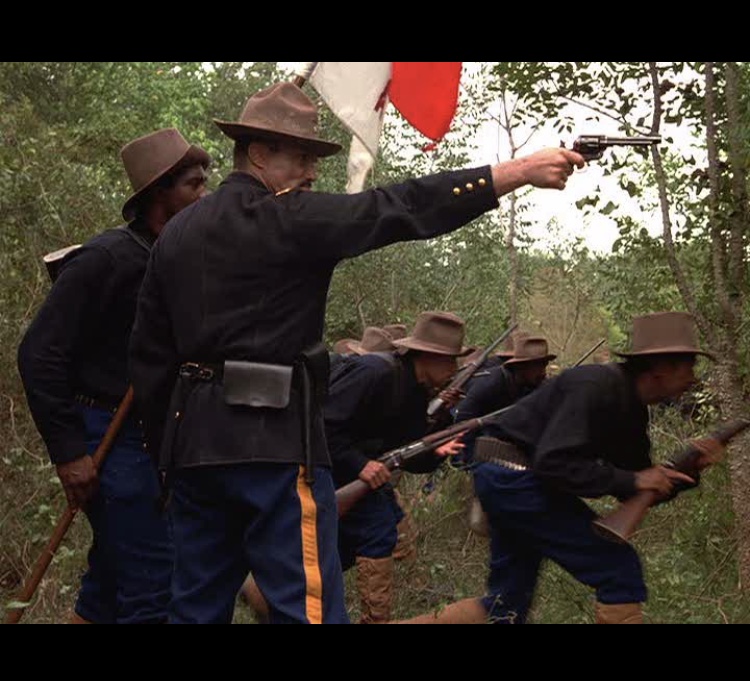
[
  {"x1": 592, "y1": 417, "x2": 750, "y2": 545},
  {"x1": 335, "y1": 404, "x2": 514, "y2": 517},
  {"x1": 4, "y1": 387, "x2": 135, "y2": 624}
]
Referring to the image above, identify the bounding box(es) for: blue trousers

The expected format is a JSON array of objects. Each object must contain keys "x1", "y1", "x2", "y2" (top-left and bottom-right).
[
  {"x1": 473, "y1": 463, "x2": 647, "y2": 624},
  {"x1": 76, "y1": 405, "x2": 173, "y2": 624},
  {"x1": 337, "y1": 485, "x2": 404, "y2": 572},
  {"x1": 169, "y1": 463, "x2": 349, "y2": 624}
]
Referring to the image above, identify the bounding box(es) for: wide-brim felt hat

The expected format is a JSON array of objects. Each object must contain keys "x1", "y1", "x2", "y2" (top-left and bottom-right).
[
  {"x1": 503, "y1": 336, "x2": 557, "y2": 366},
  {"x1": 333, "y1": 338, "x2": 358, "y2": 354},
  {"x1": 392, "y1": 311, "x2": 473, "y2": 357},
  {"x1": 121, "y1": 128, "x2": 211, "y2": 221},
  {"x1": 614, "y1": 311, "x2": 715, "y2": 361},
  {"x1": 382, "y1": 324, "x2": 408, "y2": 341},
  {"x1": 495, "y1": 330, "x2": 531, "y2": 359},
  {"x1": 346, "y1": 327, "x2": 397, "y2": 355},
  {"x1": 214, "y1": 82, "x2": 341, "y2": 158}
]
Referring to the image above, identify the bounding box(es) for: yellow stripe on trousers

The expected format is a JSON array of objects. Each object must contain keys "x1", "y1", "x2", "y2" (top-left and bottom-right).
[{"x1": 296, "y1": 466, "x2": 323, "y2": 624}]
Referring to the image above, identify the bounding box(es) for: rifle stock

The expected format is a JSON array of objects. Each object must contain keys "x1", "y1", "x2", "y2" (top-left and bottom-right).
[{"x1": 592, "y1": 417, "x2": 750, "y2": 545}]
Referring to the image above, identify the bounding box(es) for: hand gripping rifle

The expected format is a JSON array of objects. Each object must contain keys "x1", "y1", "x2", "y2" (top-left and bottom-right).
[
  {"x1": 426, "y1": 323, "x2": 519, "y2": 419},
  {"x1": 335, "y1": 404, "x2": 515, "y2": 518},
  {"x1": 592, "y1": 418, "x2": 750, "y2": 545},
  {"x1": 5, "y1": 246, "x2": 134, "y2": 624},
  {"x1": 564, "y1": 134, "x2": 662, "y2": 162}
]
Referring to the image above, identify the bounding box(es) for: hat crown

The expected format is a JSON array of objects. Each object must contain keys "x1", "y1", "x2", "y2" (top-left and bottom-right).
[
  {"x1": 238, "y1": 82, "x2": 320, "y2": 140},
  {"x1": 497, "y1": 330, "x2": 530, "y2": 357},
  {"x1": 627, "y1": 311, "x2": 703, "y2": 355},
  {"x1": 512, "y1": 337, "x2": 551, "y2": 361},
  {"x1": 504, "y1": 336, "x2": 557, "y2": 365},
  {"x1": 394, "y1": 311, "x2": 468, "y2": 356},
  {"x1": 120, "y1": 128, "x2": 192, "y2": 194},
  {"x1": 382, "y1": 324, "x2": 407, "y2": 341},
  {"x1": 357, "y1": 327, "x2": 396, "y2": 353}
]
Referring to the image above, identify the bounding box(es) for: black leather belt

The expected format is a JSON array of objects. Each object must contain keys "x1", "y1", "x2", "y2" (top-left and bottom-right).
[{"x1": 474, "y1": 436, "x2": 531, "y2": 471}]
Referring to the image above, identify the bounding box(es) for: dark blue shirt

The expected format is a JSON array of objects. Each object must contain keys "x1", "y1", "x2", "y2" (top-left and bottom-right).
[
  {"x1": 17, "y1": 221, "x2": 154, "y2": 464},
  {"x1": 481, "y1": 363, "x2": 651, "y2": 499},
  {"x1": 324, "y1": 353, "x2": 435, "y2": 487}
]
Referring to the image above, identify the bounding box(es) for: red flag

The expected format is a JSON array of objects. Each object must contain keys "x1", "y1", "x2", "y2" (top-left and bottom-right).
[
  {"x1": 306, "y1": 61, "x2": 463, "y2": 191},
  {"x1": 389, "y1": 62, "x2": 463, "y2": 145}
]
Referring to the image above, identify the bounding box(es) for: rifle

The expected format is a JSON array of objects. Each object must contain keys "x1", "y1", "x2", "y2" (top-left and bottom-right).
[
  {"x1": 426, "y1": 323, "x2": 519, "y2": 419},
  {"x1": 592, "y1": 417, "x2": 750, "y2": 545},
  {"x1": 564, "y1": 134, "x2": 662, "y2": 162},
  {"x1": 336, "y1": 404, "x2": 514, "y2": 518},
  {"x1": 571, "y1": 339, "x2": 606, "y2": 367}
]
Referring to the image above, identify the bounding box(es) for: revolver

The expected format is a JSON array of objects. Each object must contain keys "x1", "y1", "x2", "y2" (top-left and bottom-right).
[{"x1": 565, "y1": 134, "x2": 662, "y2": 162}]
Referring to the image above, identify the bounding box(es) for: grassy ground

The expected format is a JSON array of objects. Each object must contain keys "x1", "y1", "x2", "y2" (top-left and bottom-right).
[{"x1": 3, "y1": 407, "x2": 750, "y2": 624}]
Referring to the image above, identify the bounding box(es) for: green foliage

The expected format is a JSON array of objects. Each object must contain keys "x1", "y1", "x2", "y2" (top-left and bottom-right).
[{"x1": 3, "y1": 62, "x2": 750, "y2": 624}]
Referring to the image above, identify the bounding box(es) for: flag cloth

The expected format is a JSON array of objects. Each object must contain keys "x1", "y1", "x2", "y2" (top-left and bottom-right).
[
  {"x1": 307, "y1": 62, "x2": 462, "y2": 192},
  {"x1": 389, "y1": 62, "x2": 463, "y2": 146}
]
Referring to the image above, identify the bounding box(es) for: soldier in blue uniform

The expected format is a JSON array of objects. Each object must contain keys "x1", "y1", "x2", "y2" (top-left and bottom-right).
[
  {"x1": 325, "y1": 311, "x2": 469, "y2": 623},
  {"x1": 128, "y1": 81, "x2": 586, "y2": 624},
  {"x1": 17, "y1": 129, "x2": 210, "y2": 623},
  {"x1": 397, "y1": 312, "x2": 726, "y2": 624}
]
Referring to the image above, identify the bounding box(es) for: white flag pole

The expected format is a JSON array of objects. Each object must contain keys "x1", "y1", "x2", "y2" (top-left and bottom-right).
[{"x1": 293, "y1": 62, "x2": 319, "y2": 87}]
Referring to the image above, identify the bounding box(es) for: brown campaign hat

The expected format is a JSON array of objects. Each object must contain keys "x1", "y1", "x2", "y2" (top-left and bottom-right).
[
  {"x1": 503, "y1": 336, "x2": 557, "y2": 366},
  {"x1": 496, "y1": 330, "x2": 531, "y2": 359},
  {"x1": 382, "y1": 324, "x2": 407, "y2": 341},
  {"x1": 214, "y1": 82, "x2": 341, "y2": 158},
  {"x1": 345, "y1": 327, "x2": 397, "y2": 355},
  {"x1": 614, "y1": 311, "x2": 714, "y2": 360},
  {"x1": 121, "y1": 128, "x2": 211, "y2": 221},
  {"x1": 333, "y1": 338, "x2": 357, "y2": 354},
  {"x1": 392, "y1": 311, "x2": 473, "y2": 357}
]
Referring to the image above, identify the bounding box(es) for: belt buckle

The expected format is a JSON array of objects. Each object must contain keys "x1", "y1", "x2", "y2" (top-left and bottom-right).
[{"x1": 181, "y1": 363, "x2": 215, "y2": 381}]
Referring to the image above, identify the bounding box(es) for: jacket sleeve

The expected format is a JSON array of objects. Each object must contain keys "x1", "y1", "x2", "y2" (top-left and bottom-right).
[
  {"x1": 532, "y1": 379, "x2": 639, "y2": 499},
  {"x1": 17, "y1": 246, "x2": 114, "y2": 464},
  {"x1": 128, "y1": 246, "x2": 179, "y2": 460},
  {"x1": 286, "y1": 167, "x2": 500, "y2": 262},
  {"x1": 324, "y1": 360, "x2": 392, "y2": 484}
]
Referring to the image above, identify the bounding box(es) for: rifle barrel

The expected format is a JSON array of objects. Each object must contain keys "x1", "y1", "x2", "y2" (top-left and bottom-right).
[
  {"x1": 572, "y1": 338, "x2": 606, "y2": 367},
  {"x1": 603, "y1": 135, "x2": 661, "y2": 145}
]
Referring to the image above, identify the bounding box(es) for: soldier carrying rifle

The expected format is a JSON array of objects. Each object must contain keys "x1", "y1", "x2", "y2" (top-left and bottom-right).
[{"x1": 396, "y1": 311, "x2": 726, "y2": 625}]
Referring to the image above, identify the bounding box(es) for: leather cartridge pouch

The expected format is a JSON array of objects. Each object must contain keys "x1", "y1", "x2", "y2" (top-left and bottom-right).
[{"x1": 223, "y1": 360, "x2": 294, "y2": 409}]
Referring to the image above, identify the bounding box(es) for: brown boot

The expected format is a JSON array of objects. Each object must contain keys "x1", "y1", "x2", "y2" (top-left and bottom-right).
[
  {"x1": 356, "y1": 556, "x2": 394, "y2": 624},
  {"x1": 69, "y1": 612, "x2": 93, "y2": 624},
  {"x1": 392, "y1": 597, "x2": 488, "y2": 624},
  {"x1": 595, "y1": 601, "x2": 643, "y2": 624},
  {"x1": 240, "y1": 576, "x2": 270, "y2": 624}
]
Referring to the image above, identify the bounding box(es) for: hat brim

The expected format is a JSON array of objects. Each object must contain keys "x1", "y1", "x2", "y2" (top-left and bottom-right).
[
  {"x1": 345, "y1": 341, "x2": 369, "y2": 356},
  {"x1": 122, "y1": 145, "x2": 211, "y2": 221},
  {"x1": 392, "y1": 337, "x2": 474, "y2": 357},
  {"x1": 614, "y1": 347, "x2": 716, "y2": 362},
  {"x1": 213, "y1": 120, "x2": 342, "y2": 158},
  {"x1": 504, "y1": 354, "x2": 557, "y2": 366}
]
